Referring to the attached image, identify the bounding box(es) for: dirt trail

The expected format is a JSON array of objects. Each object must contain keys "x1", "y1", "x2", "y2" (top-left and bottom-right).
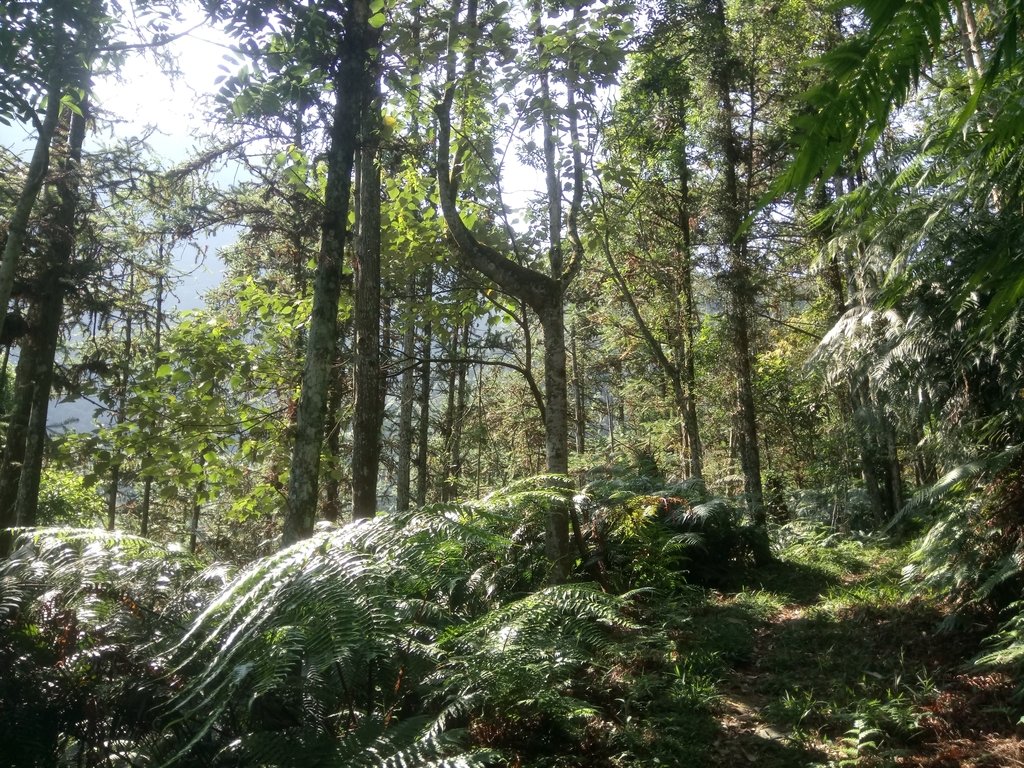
[
  {"x1": 701, "y1": 559, "x2": 1024, "y2": 768},
  {"x1": 709, "y1": 601, "x2": 831, "y2": 767}
]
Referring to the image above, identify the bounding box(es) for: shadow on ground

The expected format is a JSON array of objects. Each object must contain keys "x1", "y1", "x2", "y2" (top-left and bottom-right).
[
  {"x1": 714, "y1": 558, "x2": 846, "y2": 605},
  {"x1": 669, "y1": 546, "x2": 1022, "y2": 766}
]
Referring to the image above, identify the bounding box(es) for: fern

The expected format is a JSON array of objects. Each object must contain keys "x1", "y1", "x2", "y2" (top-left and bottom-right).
[
  {"x1": 0, "y1": 528, "x2": 212, "y2": 766},
  {"x1": 0, "y1": 477, "x2": 688, "y2": 766}
]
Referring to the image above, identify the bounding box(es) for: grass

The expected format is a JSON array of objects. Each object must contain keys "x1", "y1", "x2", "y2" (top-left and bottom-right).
[{"x1": 625, "y1": 524, "x2": 1024, "y2": 767}]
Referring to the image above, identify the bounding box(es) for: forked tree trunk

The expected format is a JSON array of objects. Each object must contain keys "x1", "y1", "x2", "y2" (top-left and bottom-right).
[{"x1": 435, "y1": 0, "x2": 581, "y2": 581}]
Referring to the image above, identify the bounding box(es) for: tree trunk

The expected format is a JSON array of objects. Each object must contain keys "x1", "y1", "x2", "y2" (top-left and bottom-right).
[
  {"x1": 189, "y1": 454, "x2": 207, "y2": 554},
  {"x1": 882, "y1": 412, "x2": 903, "y2": 516},
  {"x1": 676, "y1": 103, "x2": 704, "y2": 480},
  {"x1": 443, "y1": 319, "x2": 471, "y2": 502},
  {"x1": 706, "y1": 0, "x2": 768, "y2": 562},
  {"x1": 350, "y1": 70, "x2": 383, "y2": 520},
  {"x1": 570, "y1": 320, "x2": 586, "y2": 454},
  {"x1": 540, "y1": 301, "x2": 572, "y2": 581},
  {"x1": 0, "y1": 341, "x2": 35, "y2": 548},
  {"x1": 439, "y1": 332, "x2": 459, "y2": 503},
  {"x1": 435, "y1": 0, "x2": 575, "y2": 579},
  {"x1": 283, "y1": 3, "x2": 374, "y2": 546},
  {"x1": 0, "y1": 79, "x2": 63, "y2": 345},
  {"x1": 15, "y1": 99, "x2": 88, "y2": 529},
  {"x1": 414, "y1": 275, "x2": 434, "y2": 507},
  {"x1": 850, "y1": 379, "x2": 885, "y2": 522},
  {"x1": 395, "y1": 277, "x2": 418, "y2": 511},
  {"x1": 140, "y1": 269, "x2": 165, "y2": 537},
  {"x1": 958, "y1": 0, "x2": 985, "y2": 77},
  {"x1": 322, "y1": 355, "x2": 346, "y2": 524},
  {"x1": 107, "y1": 292, "x2": 132, "y2": 531}
]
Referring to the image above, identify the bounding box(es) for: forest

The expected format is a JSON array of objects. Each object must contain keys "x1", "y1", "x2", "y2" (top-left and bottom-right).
[{"x1": 1, "y1": 0, "x2": 1023, "y2": 765}]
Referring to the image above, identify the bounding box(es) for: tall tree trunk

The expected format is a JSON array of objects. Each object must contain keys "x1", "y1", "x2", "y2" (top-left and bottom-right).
[
  {"x1": 0, "y1": 339, "x2": 36, "y2": 549},
  {"x1": 539, "y1": 302, "x2": 572, "y2": 578},
  {"x1": 16, "y1": 99, "x2": 87, "y2": 529},
  {"x1": 676, "y1": 99, "x2": 704, "y2": 480},
  {"x1": 439, "y1": 332, "x2": 459, "y2": 503},
  {"x1": 322, "y1": 356, "x2": 346, "y2": 524},
  {"x1": 414, "y1": 274, "x2": 434, "y2": 507},
  {"x1": 850, "y1": 379, "x2": 885, "y2": 522},
  {"x1": 436, "y1": 0, "x2": 576, "y2": 580},
  {"x1": 474, "y1": 361, "x2": 485, "y2": 495},
  {"x1": 140, "y1": 269, "x2": 165, "y2": 537},
  {"x1": 0, "y1": 78, "x2": 63, "y2": 344},
  {"x1": 283, "y1": 2, "x2": 374, "y2": 546},
  {"x1": 442, "y1": 319, "x2": 470, "y2": 502},
  {"x1": 883, "y1": 415, "x2": 903, "y2": 516},
  {"x1": 708, "y1": 0, "x2": 765, "y2": 527},
  {"x1": 107, "y1": 283, "x2": 132, "y2": 531},
  {"x1": 704, "y1": 0, "x2": 769, "y2": 563},
  {"x1": 350, "y1": 71, "x2": 383, "y2": 520},
  {"x1": 570, "y1": 320, "x2": 585, "y2": 454},
  {"x1": 395, "y1": 277, "x2": 418, "y2": 511},
  {"x1": 958, "y1": 0, "x2": 985, "y2": 77}
]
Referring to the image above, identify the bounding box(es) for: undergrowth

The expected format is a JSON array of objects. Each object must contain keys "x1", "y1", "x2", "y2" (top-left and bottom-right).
[
  {"x1": 3, "y1": 476, "x2": 1020, "y2": 767},
  {"x1": 0, "y1": 476, "x2": 749, "y2": 767}
]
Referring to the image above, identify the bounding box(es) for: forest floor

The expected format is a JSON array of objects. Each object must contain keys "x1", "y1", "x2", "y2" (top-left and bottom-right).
[{"x1": 661, "y1": 536, "x2": 1024, "y2": 767}]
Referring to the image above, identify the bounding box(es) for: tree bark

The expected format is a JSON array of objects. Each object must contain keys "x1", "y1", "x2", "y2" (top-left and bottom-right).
[
  {"x1": 106, "y1": 281, "x2": 132, "y2": 531},
  {"x1": 414, "y1": 271, "x2": 434, "y2": 507},
  {"x1": 15, "y1": 98, "x2": 87, "y2": 529},
  {"x1": 435, "y1": 0, "x2": 577, "y2": 580},
  {"x1": 442, "y1": 318, "x2": 471, "y2": 502},
  {"x1": 140, "y1": 269, "x2": 165, "y2": 537},
  {"x1": 395, "y1": 277, "x2": 418, "y2": 511},
  {"x1": 351, "y1": 76, "x2": 383, "y2": 519},
  {"x1": 705, "y1": 0, "x2": 769, "y2": 562},
  {"x1": 0, "y1": 340, "x2": 35, "y2": 548},
  {"x1": 675, "y1": 102, "x2": 704, "y2": 480},
  {"x1": 570, "y1": 321, "x2": 585, "y2": 454},
  {"x1": 0, "y1": 78, "x2": 63, "y2": 345},
  {"x1": 322, "y1": 353, "x2": 346, "y2": 524},
  {"x1": 539, "y1": 302, "x2": 572, "y2": 577},
  {"x1": 283, "y1": 1, "x2": 374, "y2": 546},
  {"x1": 957, "y1": 0, "x2": 985, "y2": 77}
]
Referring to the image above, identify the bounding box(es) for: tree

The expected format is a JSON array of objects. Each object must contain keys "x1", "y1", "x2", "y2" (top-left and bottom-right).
[
  {"x1": 351, "y1": 67, "x2": 384, "y2": 520},
  {"x1": 205, "y1": 0, "x2": 382, "y2": 546},
  {"x1": 595, "y1": 55, "x2": 705, "y2": 480},
  {"x1": 435, "y1": 0, "x2": 632, "y2": 580}
]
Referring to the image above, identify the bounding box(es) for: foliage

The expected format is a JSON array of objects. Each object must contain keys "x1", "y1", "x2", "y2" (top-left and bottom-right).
[
  {"x1": 0, "y1": 478, "x2": 715, "y2": 767},
  {"x1": 0, "y1": 528, "x2": 210, "y2": 767},
  {"x1": 583, "y1": 476, "x2": 753, "y2": 590},
  {"x1": 35, "y1": 468, "x2": 106, "y2": 527}
]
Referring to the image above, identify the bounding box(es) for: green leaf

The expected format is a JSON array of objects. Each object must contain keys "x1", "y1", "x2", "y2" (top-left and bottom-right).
[{"x1": 368, "y1": 11, "x2": 385, "y2": 28}]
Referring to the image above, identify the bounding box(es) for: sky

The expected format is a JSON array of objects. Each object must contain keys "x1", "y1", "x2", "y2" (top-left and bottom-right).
[
  {"x1": 0, "y1": 17, "x2": 241, "y2": 429},
  {"x1": 1, "y1": 16, "x2": 239, "y2": 311}
]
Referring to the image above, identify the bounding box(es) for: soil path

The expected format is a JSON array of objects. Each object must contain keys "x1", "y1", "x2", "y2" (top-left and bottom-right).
[{"x1": 701, "y1": 556, "x2": 1024, "y2": 767}]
